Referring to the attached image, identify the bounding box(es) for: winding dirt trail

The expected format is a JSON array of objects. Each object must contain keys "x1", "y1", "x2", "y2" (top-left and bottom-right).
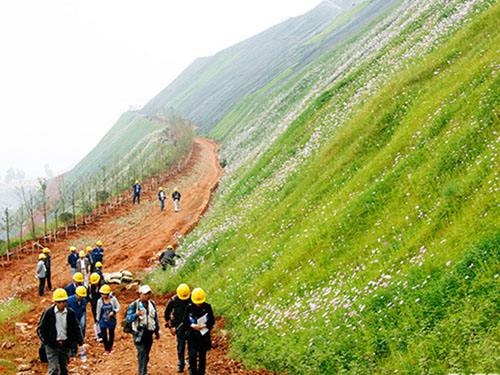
[{"x1": 0, "y1": 138, "x2": 268, "y2": 374}]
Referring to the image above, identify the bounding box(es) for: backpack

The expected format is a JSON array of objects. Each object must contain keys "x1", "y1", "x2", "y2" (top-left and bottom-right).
[{"x1": 122, "y1": 301, "x2": 138, "y2": 334}]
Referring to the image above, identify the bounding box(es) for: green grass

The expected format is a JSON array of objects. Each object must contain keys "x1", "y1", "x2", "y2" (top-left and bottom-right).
[
  {"x1": 0, "y1": 299, "x2": 32, "y2": 324},
  {"x1": 148, "y1": 2, "x2": 499, "y2": 373}
]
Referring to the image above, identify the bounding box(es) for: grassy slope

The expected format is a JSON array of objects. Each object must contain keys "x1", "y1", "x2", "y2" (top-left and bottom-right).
[{"x1": 149, "y1": 2, "x2": 499, "y2": 373}]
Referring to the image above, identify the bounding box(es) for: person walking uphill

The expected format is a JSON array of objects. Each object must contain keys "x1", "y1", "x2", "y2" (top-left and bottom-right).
[
  {"x1": 126, "y1": 285, "x2": 160, "y2": 375},
  {"x1": 42, "y1": 248, "x2": 52, "y2": 291},
  {"x1": 65, "y1": 272, "x2": 84, "y2": 297},
  {"x1": 158, "y1": 187, "x2": 166, "y2": 211},
  {"x1": 37, "y1": 288, "x2": 83, "y2": 375},
  {"x1": 172, "y1": 187, "x2": 181, "y2": 212},
  {"x1": 184, "y1": 288, "x2": 214, "y2": 375},
  {"x1": 165, "y1": 283, "x2": 191, "y2": 373},
  {"x1": 67, "y1": 247, "x2": 78, "y2": 276},
  {"x1": 88, "y1": 273, "x2": 103, "y2": 341},
  {"x1": 133, "y1": 180, "x2": 142, "y2": 205},
  {"x1": 66, "y1": 286, "x2": 88, "y2": 356},
  {"x1": 96, "y1": 284, "x2": 120, "y2": 354},
  {"x1": 92, "y1": 240, "x2": 104, "y2": 266},
  {"x1": 36, "y1": 253, "x2": 47, "y2": 297},
  {"x1": 76, "y1": 251, "x2": 91, "y2": 286}
]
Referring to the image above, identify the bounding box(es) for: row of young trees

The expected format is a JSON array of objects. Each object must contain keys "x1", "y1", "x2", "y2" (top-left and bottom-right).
[{"x1": 0, "y1": 114, "x2": 195, "y2": 262}]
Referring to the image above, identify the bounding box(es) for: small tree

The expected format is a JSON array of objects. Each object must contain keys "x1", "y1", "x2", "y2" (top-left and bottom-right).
[
  {"x1": 1, "y1": 207, "x2": 11, "y2": 261},
  {"x1": 38, "y1": 178, "x2": 49, "y2": 241},
  {"x1": 19, "y1": 186, "x2": 36, "y2": 240}
]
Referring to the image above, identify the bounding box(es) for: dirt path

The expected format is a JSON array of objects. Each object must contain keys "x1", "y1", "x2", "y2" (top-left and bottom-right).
[{"x1": 0, "y1": 138, "x2": 268, "y2": 374}]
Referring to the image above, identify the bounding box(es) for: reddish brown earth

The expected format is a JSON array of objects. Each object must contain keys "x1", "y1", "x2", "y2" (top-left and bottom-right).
[{"x1": 0, "y1": 138, "x2": 271, "y2": 374}]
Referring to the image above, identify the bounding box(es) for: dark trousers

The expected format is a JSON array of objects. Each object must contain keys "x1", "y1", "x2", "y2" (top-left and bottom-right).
[
  {"x1": 101, "y1": 326, "x2": 115, "y2": 352},
  {"x1": 45, "y1": 271, "x2": 52, "y2": 291},
  {"x1": 45, "y1": 345, "x2": 70, "y2": 375},
  {"x1": 134, "y1": 330, "x2": 153, "y2": 375},
  {"x1": 176, "y1": 329, "x2": 187, "y2": 369},
  {"x1": 38, "y1": 277, "x2": 46, "y2": 296},
  {"x1": 160, "y1": 199, "x2": 165, "y2": 211},
  {"x1": 133, "y1": 193, "x2": 141, "y2": 205},
  {"x1": 188, "y1": 341, "x2": 207, "y2": 375}
]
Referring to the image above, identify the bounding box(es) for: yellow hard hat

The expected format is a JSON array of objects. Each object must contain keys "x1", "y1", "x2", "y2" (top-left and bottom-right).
[
  {"x1": 135, "y1": 180, "x2": 139, "y2": 184},
  {"x1": 69, "y1": 246, "x2": 77, "y2": 252},
  {"x1": 38, "y1": 253, "x2": 46, "y2": 260},
  {"x1": 99, "y1": 284, "x2": 111, "y2": 295},
  {"x1": 90, "y1": 273, "x2": 101, "y2": 285},
  {"x1": 191, "y1": 288, "x2": 206, "y2": 304},
  {"x1": 86, "y1": 246, "x2": 92, "y2": 253},
  {"x1": 95, "y1": 261, "x2": 103, "y2": 268},
  {"x1": 158, "y1": 187, "x2": 163, "y2": 191},
  {"x1": 79, "y1": 250, "x2": 85, "y2": 257},
  {"x1": 96, "y1": 240, "x2": 103, "y2": 247},
  {"x1": 174, "y1": 187, "x2": 179, "y2": 192},
  {"x1": 176, "y1": 283, "x2": 191, "y2": 300},
  {"x1": 76, "y1": 286, "x2": 87, "y2": 298},
  {"x1": 73, "y1": 272, "x2": 84, "y2": 283},
  {"x1": 42, "y1": 247, "x2": 51, "y2": 254},
  {"x1": 53, "y1": 288, "x2": 68, "y2": 302},
  {"x1": 167, "y1": 245, "x2": 174, "y2": 250}
]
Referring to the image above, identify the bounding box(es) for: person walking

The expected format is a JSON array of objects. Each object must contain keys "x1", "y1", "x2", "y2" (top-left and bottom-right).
[
  {"x1": 36, "y1": 253, "x2": 47, "y2": 297},
  {"x1": 96, "y1": 284, "x2": 120, "y2": 354},
  {"x1": 172, "y1": 187, "x2": 181, "y2": 212},
  {"x1": 42, "y1": 248, "x2": 52, "y2": 291},
  {"x1": 126, "y1": 285, "x2": 160, "y2": 375},
  {"x1": 184, "y1": 288, "x2": 214, "y2": 375},
  {"x1": 88, "y1": 273, "x2": 103, "y2": 341},
  {"x1": 85, "y1": 246, "x2": 95, "y2": 273},
  {"x1": 95, "y1": 261, "x2": 104, "y2": 280},
  {"x1": 92, "y1": 240, "x2": 104, "y2": 266},
  {"x1": 76, "y1": 251, "x2": 91, "y2": 286},
  {"x1": 165, "y1": 283, "x2": 191, "y2": 373},
  {"x1": 158, "y1": 187, "x2": 166, "y2": 211},
  {"x1": 133, "y1": 180, "x2": 142, "y2": 205},
  {"x1": 67, "y1": 247, "x2": 78, "y2": 276},
  {"x1": 66, "y1": 286, "x2": 88, "y2": 356},
  {"x1": 37, "y1": 288, "x2": 83, "y2": 375},
  {"x1": 65, "y1": 273, "x2": 85, "y2": 297}
]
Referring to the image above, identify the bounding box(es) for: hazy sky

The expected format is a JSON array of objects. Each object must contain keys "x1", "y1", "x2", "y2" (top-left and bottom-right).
[{"x1": 0, "y1": 0, "x2": 321, "y2": 179}]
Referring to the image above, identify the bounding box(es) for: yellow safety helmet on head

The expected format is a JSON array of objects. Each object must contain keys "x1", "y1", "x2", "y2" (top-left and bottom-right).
[
  {"x1": 79, "y1": 250, "x2": 85, "y2": 258},
  {"x1": 38, "y1": 253, "x2": 46, "y2": 260},
  {"x1": 99, "y1": 284, "x2": 111, "y2": 295},
  {"x1": 176, "y1": 283, "x2": 191, "y2": 300},
  {"x1": 86, "y1": 246, "x2": 92, "y2": 253},
  {"x1": 174, "y1": 187, "x2": 179, "y2": 192},
  {"x1": 96, "y1": 240, "x2": 103, "y2": 247},
  {"x1": 167, "y1": 245, "x2": 174, "y2": 250},
  {"x1": 191, "y1": 288, "x2": 206, "y2": 304},
  {"x1": 90, "y1": 273, "x2": 101, "y2": 285},
  {"x1": 69, "y1": 246, "x2": 77, "y2": 252},
  {"x1": 53, "y1": 288, "x2": 68, "y2": 302},
  {"x1": 73, "y1": 272, "x2": 84, "y2": 283},
  {"x1": 76, "y1": 286, "x2": 87, "y2": 298},
  {"x1": 135, "y1": 180, "x2": 139, "y2": 184},
  {"x1": 158, "y1": 187, "x2": 163, "y2": 191},
  {"x1": 42, "y1": 247, "x2": 51, "y2": 254},
  {"x1": 95, "y1": 261, "x2": 103, "y2": 268}
]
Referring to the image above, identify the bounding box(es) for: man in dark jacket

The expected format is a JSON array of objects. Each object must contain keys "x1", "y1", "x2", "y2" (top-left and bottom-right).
[
  {"x1": 184, "y1": 288, "x2": 214, "y2": 375},
  {"x1": 92, "y1": 240, "x2": 104, "y2": 265},
  {"x1": 158, "y1": 187, "x2": 166, "y2": 211},
  {"x1": 159, "y1": 245, "x2": 181, "y2": 270},
  {"x1": 37, "y1": 288, "x2": 83, "y2": 375},
  {"x1": 42, "y1": 248, "x2": 52, "y2": 291},
  {"x1": 67, "y1": 246, "x2": 78, "y2": 276},
  {"x1": 165, "y1": 283, "x2": 191, "y2": 372},
  {"x1": 133, "y1": 180, "x2": 141, "y2": 205},
  {"x1": 172, "y1": 187, "x2": 181, "y2": 212}
]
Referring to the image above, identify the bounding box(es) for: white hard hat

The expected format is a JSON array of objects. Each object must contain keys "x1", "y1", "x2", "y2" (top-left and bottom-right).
[{"x1": 139, "y1": 285, "x2": 152, "y2": 294}]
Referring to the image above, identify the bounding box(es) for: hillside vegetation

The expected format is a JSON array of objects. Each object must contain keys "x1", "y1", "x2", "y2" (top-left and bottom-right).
[{"x1": 148, "y1": 0, "x2": 499, "y2": 373}]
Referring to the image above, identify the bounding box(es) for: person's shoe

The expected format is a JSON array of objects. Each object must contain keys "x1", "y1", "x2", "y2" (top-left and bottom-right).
[{"x1": 177, "y1": 366, "x2": 184, "y2": 373}]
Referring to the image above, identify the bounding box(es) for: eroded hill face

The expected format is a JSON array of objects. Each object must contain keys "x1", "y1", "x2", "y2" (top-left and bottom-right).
[{"x1": 146, "y1": 0, "x2": 499, "y2": 373}]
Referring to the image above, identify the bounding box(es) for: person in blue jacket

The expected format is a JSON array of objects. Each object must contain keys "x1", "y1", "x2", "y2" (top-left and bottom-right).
[
  {"x1": 133, "y1": 180, "x2": 142, "y2": 205},
  {"x1": 65, "y1": 272, "x2": 85, "y2": 297},
  {"x1": 67, "y1": 286, "x2": 88, "y2": 356},
  {"x1": 126, "y1": 285, "x2": 160, "y2": 375},
  {"x1": 67, "y1": 246, "x2": 78, "y2": 276},
  {"x1": 92, "y1": 240, "x2": 104, "y2": 265}
]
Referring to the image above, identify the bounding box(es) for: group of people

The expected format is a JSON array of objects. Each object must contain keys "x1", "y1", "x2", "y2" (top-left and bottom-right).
[
  {"x1": 132, "y1": 180, "x2": 182, "y2": 213},
  {"x1": 35, "y1": 241, "x2": 214, "y2": 375}
]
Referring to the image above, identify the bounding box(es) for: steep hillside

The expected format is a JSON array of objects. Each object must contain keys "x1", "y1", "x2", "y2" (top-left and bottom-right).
[
  {"x1": 143, "y1": 0, "x2": 399, "y2": 132},
  {"x1": 148, "y1": 0, "x2": 499, "y2": 373}
]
